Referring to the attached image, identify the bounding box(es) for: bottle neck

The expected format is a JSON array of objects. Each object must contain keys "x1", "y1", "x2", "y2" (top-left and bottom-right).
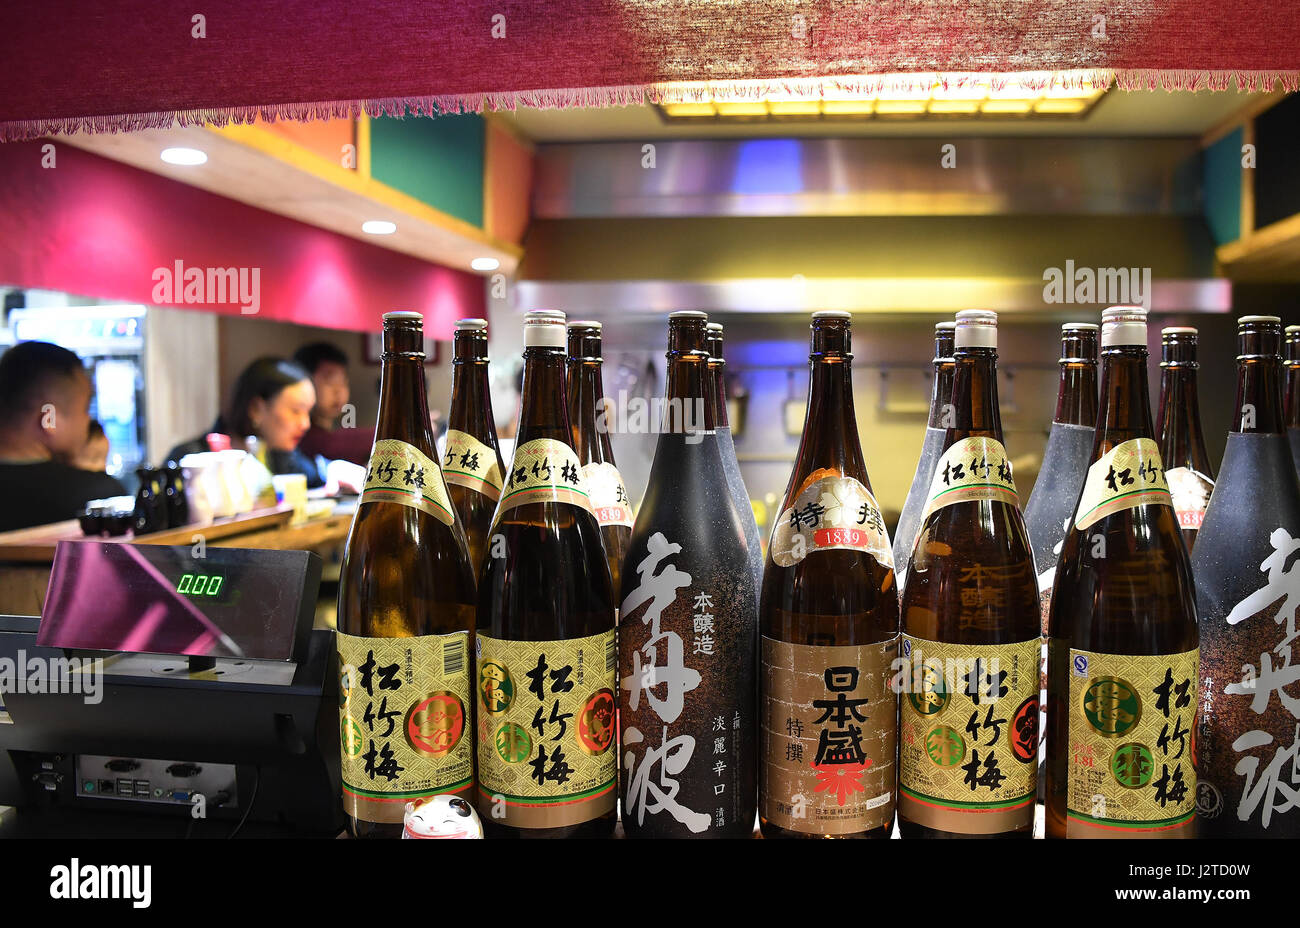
[
  {"x1": 1234, "y1": 352, "x2": 1284, "y2": 435},
  {"x1": 1055, "y1": 361, "x2": 1098, "y2": 426},
  {"x1": 449, "y1": 352, "x2": 494, "y2": 440},
  {"x1": 793, "y1": 349, "x2": 866, "y2": 481},
  {"x1": 517, "y1": 346, "x2": 573, "y2": 445},
  {"x1": 376, "y1": 337, "x2": 436, "y2": 451},
  {"x1": 1283, "y1": 362, "x2": 1300, "y2": 429},
  {"x1": 708, "y1": 359, "x2": 729, "y2": 429},
  {"x1": 948, "y1": 347, "x2": 1004, "y2": 441},
  {"x1": 928, "y1": 357, "x2": 955, "y2": 429},
  {"x1": 1157, "y1": 364, "x2": 1211, "y2": 468},
  {"x1": 567, "y1": 355, "x2": 610, "y2": 460},
  {"x1": 1094, "y1": 347, "x2": 1156, "y2": 456},
  {"x1": 665, "y1": 349, "x2": 709, "y2": 434}
]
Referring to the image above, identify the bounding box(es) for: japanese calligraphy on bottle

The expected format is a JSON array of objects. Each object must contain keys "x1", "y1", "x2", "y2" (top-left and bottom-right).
[
  {"x1": 361, "y1": 439, "x2": 455, "y2": 526},
  {"x1": 1165, "y1": 466, "x2": 1213, "y2": 532},
  {"x1": 496, "y1": 438, "x2": 594, "y2": 518},
  {"x1": 760, "y1": 638, "x2": 897, "y2": 834},
  {"x1": 337, "y1": 630, "x2": 472, "y2": 824},
  {"x1": 898, "y1": 635, "x2": 1039, "y2": 833},
  {"x1": 581, "y1": 461, "x2": 634, "y2": 528},
  {"x1": 441, "y1": 429, "x2": 503, "y2": 502},
  {"x1": 920, "y1": 437, "x2": 1018, "y2": 525},
  {"x1": 1066, "y1": 648, "x2": 1198, "y2": 836},
  {"x1": 769, "y1": 471, "x2": 892, "y2": 569},
  {"x1": 1075, "y1": 438, "x2": 1172, "y2": 531},
  {"x1": 474, "y1": 630, "x2": 617, "y2": 829}
]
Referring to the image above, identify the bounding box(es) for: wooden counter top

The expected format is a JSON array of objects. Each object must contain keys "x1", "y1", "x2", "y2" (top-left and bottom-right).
[{"x1": 0, "y1": 503, "x2": 354, "y2": 564}]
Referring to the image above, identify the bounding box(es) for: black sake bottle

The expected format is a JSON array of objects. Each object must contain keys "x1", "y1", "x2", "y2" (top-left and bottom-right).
[
  {"x1": 618, "y1": 311, "x2": 759, "y2": 838},
  {"x1": 1193, "y1": 315, "x2": 1300, "y2": 838}
]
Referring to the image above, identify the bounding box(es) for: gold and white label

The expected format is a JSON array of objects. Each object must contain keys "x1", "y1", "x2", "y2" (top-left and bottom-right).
[
  {"x1": 495, "y1": 438, "x2": 595, "y2": 520},
  {"x1": 361, "y1": 439, "x2": 455, "y2": 526},
  {"x1": 919, "y1": 437, "x2": 1019, "y2": 526},
  {"x1": 581, "y1": 461, "x2": 633, "y2": 528},
  {"x1": 442, "y1": 429, "x2": 503, "y2": 502},
  {"x1": 1074, "y1": 438, "x2": 1172, "y2": 532},
  {"x1": 769, "y1": 470, "x2": 892, "y2": 568}
]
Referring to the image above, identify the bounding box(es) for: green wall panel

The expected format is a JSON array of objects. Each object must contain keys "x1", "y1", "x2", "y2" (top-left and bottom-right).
[{"x1": 370, "y1": 114, "x2": 484, "y2": 228}]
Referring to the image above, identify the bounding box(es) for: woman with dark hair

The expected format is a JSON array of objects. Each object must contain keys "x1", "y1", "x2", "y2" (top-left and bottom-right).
[{"x1": 167, "y1": 357, "x2": 328, "y2": 487}]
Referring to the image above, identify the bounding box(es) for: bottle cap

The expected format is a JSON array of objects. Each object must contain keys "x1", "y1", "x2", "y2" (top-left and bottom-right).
[
  {"x1": 812, "y1": 311, "x2": 851, "y2": 320},
  {"x1": 669, "y1": 310, "x2": 708, "y2": 320},
  {"x1": 935, "y1": 321, "x2": 956, "y2": 331},
  {"x1": 382, "y1": 311, "x2": 423, "y2": 324},
  {"x1": 523, "y1": 310, "x2": 567, "y2": 348},
  {"x1": 1101, "y1": 306, "x2": 1147, "y2": 347},
  {"x1": 567, "y1": 320, "x2": 601, "y2": 330},
  {"x1": 954, "y1": 310, "x2": 997, "y2": 349},
  {"x1": 455, "y1": 318, "x2": 487, "y2": 331},
  {"x1": 1239, "y1": 315, "x2": 1282, "y2": 325},
  {"x1": 1062, "y1": 323, "x2": 1099, "y2": 331},
  {"x1": 1162, "y1": 326, "x2": 1197, "y2": 335},
  {"x1": 1238, "y1": 315, "x2": 1282, "y2": 359}
]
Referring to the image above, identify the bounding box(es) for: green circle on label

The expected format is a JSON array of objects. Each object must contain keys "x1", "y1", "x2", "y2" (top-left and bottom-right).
[
  {"x1": 1082, "y1": 676, "x2": 1141, "y2": 737},
  {"x1": 925, "y1": 725, "x2": 966, "y2": 768},
  {"x1": 341, "y1": 716, "x2": 364, "y2": 757},
  {"x1": 494, "y1": 722, "x2": 532, "y2": 764},
  {"x1": 1110, "y1": 742, "x2": 1154, "y2": 789},
  {"x1": 909, "y1": 661, "x2": 949, "y2": 716}
]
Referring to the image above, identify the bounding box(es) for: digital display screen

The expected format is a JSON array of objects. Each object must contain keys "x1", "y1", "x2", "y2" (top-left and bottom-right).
[{"x1": 37, "y1": 542, "x2": 316, "y2": 661}]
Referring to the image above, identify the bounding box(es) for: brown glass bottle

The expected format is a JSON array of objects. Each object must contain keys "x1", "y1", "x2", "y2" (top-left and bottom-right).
[
  {"x1": 894, "y1": 321, "x2": 957, "y2": 587},
  {"x1": 566, "y1": 321, "x2": 633, "y2": 599},
  {"x1": 759, "y1": 311, "x2": 900, "y2": 839},
  {"x1": 1285, "y1": 325, "x2": 1300, "y2": 475},
  {"x1": 475, "y1": 310, "x2": 618, "y2": 839},
  {"x1": 445, "y1": 318, "x2": 507, "y2": 578},
  {"x1": 1156, "y1": 327, "x2": 1215, "y2": 550},
  {"x1": 1046, "y1": 306, "x2": 1198, "y2": 839},
  {"x1": 1193, "y1": 316, "x2": 1300, "y2": 838},
  {"x1": 336, "y1": 311, "x2": 478, "y2": 839},
  {"x1": 898, "y1": 311, "x2": 1039, "y2": 839}
]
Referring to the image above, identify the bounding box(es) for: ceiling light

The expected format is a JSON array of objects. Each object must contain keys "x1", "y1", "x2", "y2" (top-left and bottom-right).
[
  {"x1": 715, "y1": 101, "x2": 768, "y2": 117},
  {"x1": 662, "y1": 102, "x2": 716, "y2": 117},
  {"x1": 981, "y1": 100, "x2": 1033, "y2": 114},
  {"x1": 160, "y1": 147, "x2": 207, "y2": 166},
  {"x1": 471, "y1": 257, "x2": 500, "y2": 271},
  {"x1": 362, "y1": 220, "x2": 397, "y2": 235}
]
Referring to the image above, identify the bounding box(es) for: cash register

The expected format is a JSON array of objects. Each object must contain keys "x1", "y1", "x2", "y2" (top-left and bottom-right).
[{"x1": 0, "y1": 540, "x2": 342, "y2": 836}]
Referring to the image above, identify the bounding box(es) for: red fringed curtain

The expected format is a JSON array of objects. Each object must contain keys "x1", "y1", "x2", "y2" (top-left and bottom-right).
[{"x1": 2, "y1": 0, "x2": 1298, "y2": 141}]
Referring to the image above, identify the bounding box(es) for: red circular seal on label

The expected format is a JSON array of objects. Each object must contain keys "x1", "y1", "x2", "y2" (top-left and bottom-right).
[
  {"x1": 1010, "y1": 695, "x2": 1039, "y2": 763},
  {"x1": 406, "y1": 691, "x2": 466, "y2": 758},
  {"x1": 578, "y1": 689, "x2": 616, "y2": 755}
]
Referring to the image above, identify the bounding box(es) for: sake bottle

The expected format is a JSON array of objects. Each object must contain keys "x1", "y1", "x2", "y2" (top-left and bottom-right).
[
  {"x1": 1156, "y1": 327, "x2": 1215, "y2": 550},
  {"x1": 1193, "y1": 315, "x2": 1300, "y2": 837},
  {"x1": 444, "y1": 318, "x2": 506, "y2": 577},
  {"x1": 759, "y1": 311, "x2": 900, "y2": 839},
  {"x1": 475, "y1": 310, "x2": 618, "y2": 838},
  {"x1": 707, "y1": 322, "x2": 764, "y2": 587},
  {"x1": 1285, "y1": 325, "x2": 1300, "y2": 476},
  {"x1": 566, "y1": 321, "x2": 633, "y2": 598},
  {"x1": 893, "y1": 321, "x2": 957, "y2": 589},
  {"x1": 1046, "y1": 306, "x2": 1198, "y2": 839},
  {"x1": 898, "y1": 310, "x2": 1040, "y2": 838},
  {"x1": 336, "y1": 311, "x2": 478, "y2": 838},
  {"x1": 619, "y1": 311, "x2": 759, "y2": 838}
]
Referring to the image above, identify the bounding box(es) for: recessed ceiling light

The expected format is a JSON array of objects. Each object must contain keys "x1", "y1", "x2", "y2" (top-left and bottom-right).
[
  {"x1": 471, "y1": 257, "x2": 500, "y2": 271},
  {"x1": 160, "y1": 147, "x2": 207, "y2": 166},
  {"x1": 362, "y1": 220, "x2": 397, "y2": 235}
]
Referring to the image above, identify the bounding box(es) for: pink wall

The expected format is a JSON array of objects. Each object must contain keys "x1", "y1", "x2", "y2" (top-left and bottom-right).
[{"x1": 0, "y1": 140, "x2": 484, "y2": 336}]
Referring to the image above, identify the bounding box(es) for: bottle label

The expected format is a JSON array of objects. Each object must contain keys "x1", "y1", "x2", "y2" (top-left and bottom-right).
[
  {"x1": 581, "y1": 461, "x2": 634, "y2": 528},
  {"x1": 898, "y1": 634, "x2": 1040, "y2": 833},
  {"x1": 360, "y1": 438, "x2": 455, "y2": 526},
  {"x1": 1165, "y1": 466, "x2": 1213, "y2": 531},
  {"x1": 1065, "y1": 646, "x2": 1199, "y2": 836},
  {"x1": 919, "y1": 437, "x2": 1019, "y2": 525},
  {"x1": 337, "y1": 630, "x2": 473, "y2": 824},
  {"x1": 760, "y1": 636, "x2": 897, "y2": 834},
  {"x1": 1074, "y1": 438, "x2": 1172, "y2": 531},
  {"x1": 441, "y1": 429, "x2": 503, "y2": 502},
  {"x1": 496, "y1": 438, "x2": 595, "y2": 518},
  {"x1": 474, "y1": 630, "x2": 618, "y2": 829},
  {"x1": 769, "y1": 471, "x2": 893, "y2": 569}
]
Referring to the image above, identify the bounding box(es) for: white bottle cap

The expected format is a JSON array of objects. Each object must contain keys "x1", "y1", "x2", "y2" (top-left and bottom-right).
[
  {"x1": 1161, "y1": 326, "x2": 1197, "y2": 336},
  {"x1": 812, "y1": 310, "x2": 851, "y2": 321},
  {"x1": 935, "y1": 321, "x2": 956, "y2": 331},
  {"x1": 523, "y1": 310, "x2": 567, "y2": 348},
  {"x1": 1101, "y1": 306, "x2": 1147, "y2": 347},
  {"x1": 954, "y1": 310, "x2": 997, "y2": 349},
  {"x1": 1238, "y1": 315, "x2": 1282, "y2": 325},
  {"x1": 567, "y1": 320, "x2": 601, "y2": 330},
  {"x1": 455, "y1": 318, "x2": 487, "y2": 331},
  {"x1": 1062, "y1": 322, "x2": 1099, "y2": 331},
  {"x1": 382, "y1": 311, "x2": 422, "y2": 324},
  {"x1": 669, "y1": 310, "x2": 708, "y2": 321}
]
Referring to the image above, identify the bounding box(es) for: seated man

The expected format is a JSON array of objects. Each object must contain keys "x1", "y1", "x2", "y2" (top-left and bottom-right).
[
  {"x1": 292, "y1": 342, "x2": 374, "y2": 466},
  {"x1": 0, "y1": 342, "x2": 127, "y2": 532}
]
